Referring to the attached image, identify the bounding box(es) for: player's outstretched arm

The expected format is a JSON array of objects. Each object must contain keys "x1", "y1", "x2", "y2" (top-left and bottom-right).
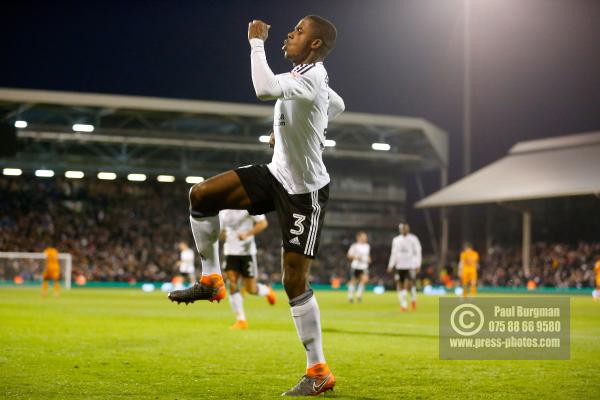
[
  {"x1": 387, "y1": 239, "x2": 397, "y2": 273},
  {"x1": 238, "y1": 219, "x2": 268, "y2": 240},
  {"x1": 248, "y1": 20, "x2": 282, "y2": 101},
  {"x1": 347, "y1": 245, "x2": 355, "y2": 262},
  {"x1": 328, "y1": 88, "x2": 345, "y2": 120},
  {"x1": 413, "y1": 237, "x2": 422, "y2": 269},
  {"x1": 252, "y1": 219, "x2": 269, "y2": 236}
]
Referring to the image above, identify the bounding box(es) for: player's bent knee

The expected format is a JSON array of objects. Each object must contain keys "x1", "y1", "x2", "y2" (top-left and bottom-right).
[
  {"x1": 244, "y1": 280, "x2": 258, "y2": 294},
  {"x1": 246, "y1": 287, "x2": 258, "y2": 295},
  {"x1": 189, "y1": 183, "x2": 209, "y2": 211},
  {"x1": 189, "y1": 182, "x2": 221, "y2": 218}
]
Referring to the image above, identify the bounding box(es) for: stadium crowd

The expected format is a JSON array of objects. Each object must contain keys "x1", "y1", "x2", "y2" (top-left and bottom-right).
[
  {"x1": 477, "y1": 242, "x2": 600, "y2": 288},
  {"x1": 1, "y1": 177, "x2": 598, "y2": 288},
  {"x1": 0, "y1": 177, "x2": 188, "y2": 282}
]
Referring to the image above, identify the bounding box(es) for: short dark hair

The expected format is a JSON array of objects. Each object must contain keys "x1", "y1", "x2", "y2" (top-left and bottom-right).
[{"x1": 306, "y1": 15, "x2": 337, "y2": 56}]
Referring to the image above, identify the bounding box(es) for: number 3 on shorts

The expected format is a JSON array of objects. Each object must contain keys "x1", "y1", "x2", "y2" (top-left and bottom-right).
[{"x1": 290, "y1": 213, "x2": 305, "y2": 235}]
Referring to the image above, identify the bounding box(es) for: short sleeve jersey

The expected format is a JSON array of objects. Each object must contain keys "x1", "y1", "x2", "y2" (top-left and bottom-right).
[
  {"x1": 179, "y1": 249, "x2": 195, "y2": 272},
  {"x1": 44, "y1": 247, "x2": 59, "y2": 272},
  {"x1": 460, "y1": 249, "x2": 480, "y2": 271},
  {"x1": 219, "y1": 210, "x2": 266, "y2": 256},
  {"x1": 389, "y1": 234, "x2": 421, "y2": 270},
  {"x1": 347, "y1": 242, "x2": 370, "y2": 270}
]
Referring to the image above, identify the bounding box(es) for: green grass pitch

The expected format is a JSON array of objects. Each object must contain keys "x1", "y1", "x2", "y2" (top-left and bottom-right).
[{"x1": 1, "y1": 288, "x2": 599, "y2": 399}]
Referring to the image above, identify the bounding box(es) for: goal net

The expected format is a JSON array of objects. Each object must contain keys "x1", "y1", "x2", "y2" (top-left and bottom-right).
[{"x1": 0, "y1": 252, "x2": 73, "y2": 289}]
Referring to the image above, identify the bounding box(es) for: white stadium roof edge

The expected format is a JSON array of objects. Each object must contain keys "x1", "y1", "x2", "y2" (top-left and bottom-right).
[
  {"x1": 416, "y1": 130, "x2": 600, "y2": 208},
  {"x1": 0, "y1": 87, "x2": 449, "y2": 167}
]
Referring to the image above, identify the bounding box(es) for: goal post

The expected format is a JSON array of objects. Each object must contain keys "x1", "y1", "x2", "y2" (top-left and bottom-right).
[{"x1": 0, "y1": 251, "x2": 73, "y2": 289}]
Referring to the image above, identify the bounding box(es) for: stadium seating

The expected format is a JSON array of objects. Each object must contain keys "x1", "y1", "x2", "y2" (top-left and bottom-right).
[{"x1": 1, "y1": 177, "x2": 598, "y2": 288}]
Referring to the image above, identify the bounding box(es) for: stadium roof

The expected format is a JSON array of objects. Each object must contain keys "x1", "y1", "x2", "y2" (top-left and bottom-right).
[
  {"x1": 416, "y1": 131, "x2": 600, "y2": 208},
  {"x1": 0, "y1": 87, "x2": 448, "y2": 175}
]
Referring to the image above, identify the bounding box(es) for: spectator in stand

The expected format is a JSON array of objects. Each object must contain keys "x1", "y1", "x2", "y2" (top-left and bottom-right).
[{"x1": 1, "y1": 177, "x2": 598, "y2": 289}]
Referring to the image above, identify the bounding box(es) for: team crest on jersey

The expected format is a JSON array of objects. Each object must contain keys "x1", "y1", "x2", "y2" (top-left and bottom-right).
[{"x1": 275, "y1": 113, "x2": 286, "y2": 127}]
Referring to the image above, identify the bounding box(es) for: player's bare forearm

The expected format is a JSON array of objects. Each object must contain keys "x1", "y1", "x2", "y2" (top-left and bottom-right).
[
  {"x1": 239, "y1": 219, "x2": 268, "y2": 240},
  {"x1": 252, "y1": 219, "x2": 268, "y2": 236},
  {"x1": 248, "y1": 20, "x2": 270, "y2": 42}
]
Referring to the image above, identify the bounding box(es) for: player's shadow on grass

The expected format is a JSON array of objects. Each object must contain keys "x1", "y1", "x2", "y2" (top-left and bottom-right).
[{"x1": 323, "y1": 327, "x2": 437, "y2": 339}]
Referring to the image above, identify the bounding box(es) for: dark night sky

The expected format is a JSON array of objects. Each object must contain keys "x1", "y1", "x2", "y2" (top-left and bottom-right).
[{"x1": 2, "y1": 0, "x2": 600, "y2": 185}]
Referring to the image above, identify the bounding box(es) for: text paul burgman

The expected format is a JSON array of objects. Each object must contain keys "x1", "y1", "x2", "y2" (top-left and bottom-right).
[{"x1": 494, "y1": 306, "x2": 560, "y2": 319}]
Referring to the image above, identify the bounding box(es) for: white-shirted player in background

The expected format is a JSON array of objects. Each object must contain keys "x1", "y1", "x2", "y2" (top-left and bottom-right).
[
  {"x1": 387, "y1": 223, "x2": 422, "y2": 312},
  {"x1": 347, "y1": 231, "x2": 371, "y2": 303},
  {"x1": 219, "y1": 209, "x2": 276, "y2": 330},
  {"x1": 168, "y1": 15, "x2": 344, "y2": 396},
  {"x1": 177, "y1": 242, "x2": 196, "y2": 285}
]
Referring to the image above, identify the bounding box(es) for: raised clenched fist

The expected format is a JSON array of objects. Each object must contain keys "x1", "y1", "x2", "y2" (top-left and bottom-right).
[{"x1": 248, "y1": 19, "x2": 270, "y2": 42}]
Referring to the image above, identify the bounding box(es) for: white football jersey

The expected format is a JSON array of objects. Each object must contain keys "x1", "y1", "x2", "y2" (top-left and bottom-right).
[
  {"x1": 179, "y1": 248, "x2": 195, "y2": 274},
  {"x1": 388, "y1": 233, "x2": 422, "y2": 270},
  {"x1": 219, "y1": 210, "x2": 266, "y2": 256},
  {"x1": 347, "y1": 242, "x2": 370, "y2": 270},
  {"x1": 268, "y1": 62, "x2": 331, "y2": 194}
]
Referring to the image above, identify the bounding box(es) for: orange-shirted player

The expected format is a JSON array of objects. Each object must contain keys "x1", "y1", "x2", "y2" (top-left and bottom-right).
[
  {"x1": 593, "y1": 259, "x2": 600, "y2": 301},
  {"x1": 458, "y1": 243, "x2": 479, "y2": 298},
  {"x1": 42, "y1": 247, "x2": 61, "y2": 297}
]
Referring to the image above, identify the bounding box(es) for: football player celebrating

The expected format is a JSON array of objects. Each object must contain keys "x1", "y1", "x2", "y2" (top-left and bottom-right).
[{"x1": 168, "y1": 15, "x2": 344, "y2": 396}]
